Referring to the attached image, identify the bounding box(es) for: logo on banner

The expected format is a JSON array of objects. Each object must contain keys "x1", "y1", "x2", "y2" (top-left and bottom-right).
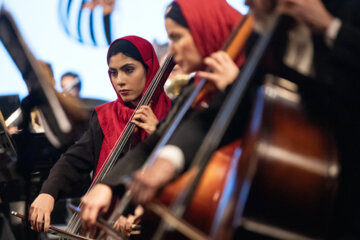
[{"x1": 58, "y1": 0, "x2": 117, "y2": 46}]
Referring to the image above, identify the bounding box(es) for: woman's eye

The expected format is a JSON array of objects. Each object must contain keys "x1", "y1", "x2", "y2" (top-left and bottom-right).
[
  {"x1": 170, "y1": 34, "x2": 181, "y2": 42},
  {"x1": 124, "y1": 67, "x2": 134, "y2": 74},
  {"x1": 109, "y1": 70, "x2": 117, "y2": 77}
]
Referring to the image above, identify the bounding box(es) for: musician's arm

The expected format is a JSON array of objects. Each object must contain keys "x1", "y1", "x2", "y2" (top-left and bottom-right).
[
  {"x1": 276, "y1": 0, "x2": 360, "y2": 69},
  {"x1": 100, "y1": 129, "x2": 162, "y2": 189},
  {"x1": 40, "y1": 110, "x2": 102, "y2": 200},
  {"x1": 166, "y1": 81, "x2": 253, "y2": 168},
  {"x1": 80, "y1": 124, "x2": 163, "y2": 230},
  {"x1": 30, "y1": 111, "x2": 101, "y2": 231}
]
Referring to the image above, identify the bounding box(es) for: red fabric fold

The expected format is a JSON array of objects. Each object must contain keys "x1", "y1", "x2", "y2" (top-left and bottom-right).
[
  {"x1": 174, "y1": 0, "x2": 246, "y2": 84},
  {"x1": 94, "y1": 36, "x2": 171, "y2": 177}
]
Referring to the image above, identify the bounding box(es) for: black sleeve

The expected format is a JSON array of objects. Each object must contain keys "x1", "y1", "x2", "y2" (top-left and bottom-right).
[
  {"x1": 165, "y1": 96, "x2": 222, "y2": 168},
  {"x1": 100, "y1": 130, "x2": 162, "y2": 189},
  {"x1": 40, "y1": 111, "x2": 103, "y2": 199},
  {"x1": 332, "y1": 21, "x2": 360, "y2": 70},
  {"x1": 330, "y1": 3, "x2": 360, "y2": 68},
  {"x1": 166, "y1": 80, "x2": 254, "y2": 169}
]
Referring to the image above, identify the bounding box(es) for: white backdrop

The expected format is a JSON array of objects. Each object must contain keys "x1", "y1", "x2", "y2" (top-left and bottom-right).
[{"x1": 0, "y1": 0, "x2": 248, "y2": 101}]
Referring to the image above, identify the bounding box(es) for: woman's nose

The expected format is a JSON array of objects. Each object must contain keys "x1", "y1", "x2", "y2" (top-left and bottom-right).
[
  {"x1": 168, "y1": 43, "x2": 176, "y2": 56},
  {"x1": 115, "y1": 74, "x2": 126, "y2": 86}
]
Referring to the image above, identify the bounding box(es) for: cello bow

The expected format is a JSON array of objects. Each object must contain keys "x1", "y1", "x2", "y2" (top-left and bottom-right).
[
  {"x1": 67, "y1": 204, "x2": 129, "y2": 240},
  {"x1": 11, "y1": 211, "x2": 94, "y2": 240}
]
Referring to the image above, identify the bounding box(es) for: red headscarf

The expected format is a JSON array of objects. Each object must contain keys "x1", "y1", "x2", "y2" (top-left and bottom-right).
[
  {"x1": 94, "y1": 36, "x2": 171, "y2": 176},
  {"x1": 174, "y1": 0, "x2": 245, "y2": 67}
]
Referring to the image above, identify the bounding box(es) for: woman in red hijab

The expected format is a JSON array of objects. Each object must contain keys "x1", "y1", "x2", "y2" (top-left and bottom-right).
[
  {"x1": 28, "y1": 35, "x2": 171, "y2": 232},
  {"x1": 127, "y1": 0, "x2": 246, "y2": 202},
  {"x1": 164, "y1": 0, "x2": 245, "y2": 88},
  {"x1": 80, "y1": 0, "x2": 245, "y2": 235}
]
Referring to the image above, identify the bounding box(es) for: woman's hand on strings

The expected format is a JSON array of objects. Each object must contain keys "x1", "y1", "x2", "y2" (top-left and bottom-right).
[
  {"x1": 198, "y1": 51, "x2": 239, "y2": 91},
  {"x1": 29, "y1": 193, "x2": 55, "y2": 232},
  {"x1": 113, "y1": 205, "x2": 144, "y2": 237},
  {"x1": 80, "y1": 183, "x2": 113, "y2": 229},
  {"x1": 132, "y1": 105, "x2": 159, "y2": 134},
  {"x1": 130, "y1": 157, "x2": 177, "y2": 204}
]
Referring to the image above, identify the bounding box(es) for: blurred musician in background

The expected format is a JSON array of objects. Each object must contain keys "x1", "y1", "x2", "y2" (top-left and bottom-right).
[
  {"x1": 60, "y1": 71, "x2": 82, "y2": 98},
  {"x1": 246, "y1": 0, "x2": 360, "y2": 238},
  {"x1": 1, "y1": 60, "x2": 67, "y2": 240},
  {"x1": 5, "y1": 60, "x2": 56, "y2": 135},
  {"x1": 60, "y1": 71, "x2": 109, "y2": 114}
]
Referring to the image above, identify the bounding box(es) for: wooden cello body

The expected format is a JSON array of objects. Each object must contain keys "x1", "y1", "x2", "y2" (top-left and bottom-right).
[
  {"x1": 158, "y1": 140, "x2": 242, "y2": 234},
  {"x1": 139, "y1": 140, "x2": 241, "y2": 240},
  {"x1": 213, "y1": 75, "x2": 339, "y2": 240}
]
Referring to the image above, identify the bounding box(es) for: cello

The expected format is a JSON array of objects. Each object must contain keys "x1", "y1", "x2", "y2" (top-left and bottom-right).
[
  {"x1": 230, "y1": 76, "x2": 338, "y2": 239},
  {"x1": 63, "y1": 54, "x2": 175, "y2": 239}
]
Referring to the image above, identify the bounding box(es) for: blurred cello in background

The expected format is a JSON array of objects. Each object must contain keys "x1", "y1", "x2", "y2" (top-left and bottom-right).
[{"x1": 209, "y1": 15, "x2": 339, "y2": 240}]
